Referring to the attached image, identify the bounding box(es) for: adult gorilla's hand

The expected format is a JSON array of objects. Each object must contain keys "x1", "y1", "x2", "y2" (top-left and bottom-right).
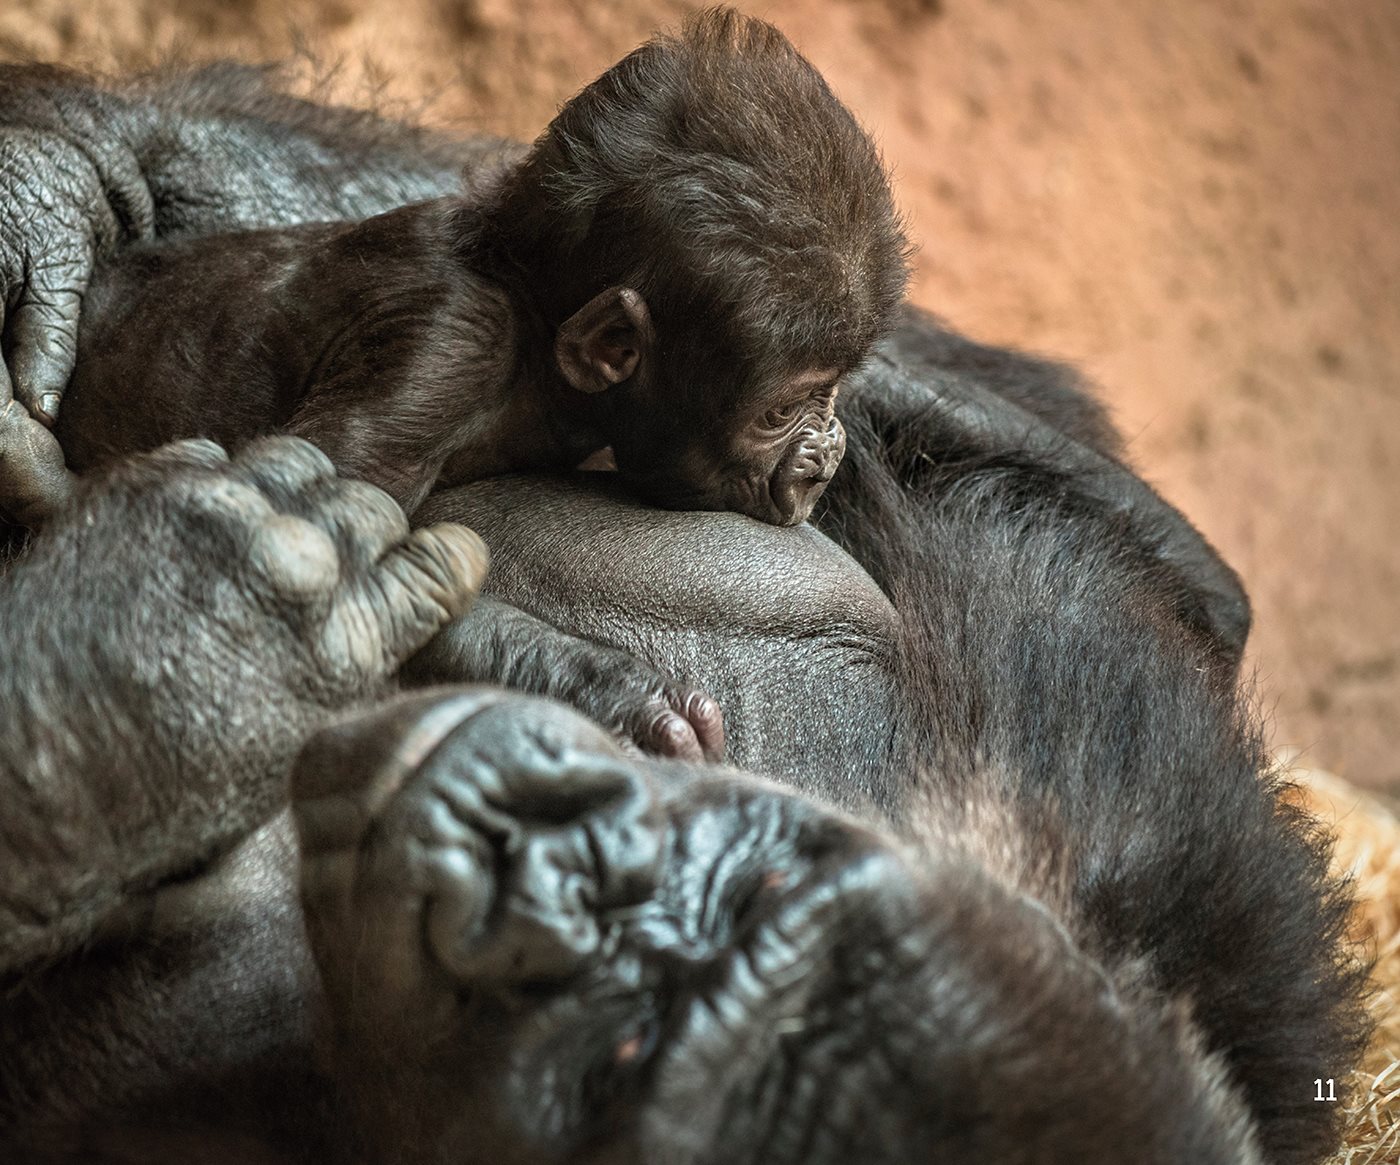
[
  {"x1": 0, "y1": 435, "x2": 491, "y2": 975},
  {"x1": 0, "y1": 69, "x2": 154, "y2": 425}
]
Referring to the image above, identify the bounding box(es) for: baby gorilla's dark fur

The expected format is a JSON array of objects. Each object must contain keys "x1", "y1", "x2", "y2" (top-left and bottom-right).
[{"x1": 50, "y1": 9, "x2": 906, "y2": 524}]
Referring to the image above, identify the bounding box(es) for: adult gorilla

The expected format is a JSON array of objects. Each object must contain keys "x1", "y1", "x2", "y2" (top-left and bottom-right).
[{"x1": 0, "y1": 63, "x2": 1363, "y2": 1164}]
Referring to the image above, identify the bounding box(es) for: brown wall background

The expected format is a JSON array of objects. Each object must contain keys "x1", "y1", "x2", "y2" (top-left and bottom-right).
[{"x1": 4, "y1": 0, "x2": 1396, "y2": 786}]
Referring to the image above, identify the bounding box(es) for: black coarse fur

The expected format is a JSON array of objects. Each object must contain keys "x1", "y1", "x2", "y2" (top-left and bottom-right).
[
  {"x1": 818, "y1": 305, "x2": 1252, "y2": 673},
  {"x1": 819, "y1": 389, "x2": 1369, "y2": 1164},
  {"x1": 478, "y1": 7, "x2": 910, "y2": 394}
]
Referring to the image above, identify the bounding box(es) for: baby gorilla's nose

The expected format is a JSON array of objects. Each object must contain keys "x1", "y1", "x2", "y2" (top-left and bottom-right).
[{"x1": 772, "y1": 416, "x2": 847, "y2": 525}]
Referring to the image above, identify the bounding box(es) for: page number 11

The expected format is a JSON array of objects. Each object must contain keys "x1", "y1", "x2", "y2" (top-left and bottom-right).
[{"x1": 1314, "y1": 1078, "x2": 1337, "y2": 1102}]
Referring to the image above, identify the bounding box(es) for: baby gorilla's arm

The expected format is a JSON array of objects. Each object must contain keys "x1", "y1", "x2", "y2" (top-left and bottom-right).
[
  {"x1": 405, "y1": 596, "x2": 726, "y2": 762},
  {"x1": 0, "y1": 62, "x2": 490, "y2": 430},
  {"x1": 0, "y1": 437, "x2": 487, "y2": 977}
]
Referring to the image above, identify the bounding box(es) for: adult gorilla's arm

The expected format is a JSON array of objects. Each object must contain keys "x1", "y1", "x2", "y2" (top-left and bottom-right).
[
  {"x1": 0, "y1": 63, "x2": 508, "y2": 424},
  {"x1": 0, "y1": 436, "x2": 486, "y2": 978}
]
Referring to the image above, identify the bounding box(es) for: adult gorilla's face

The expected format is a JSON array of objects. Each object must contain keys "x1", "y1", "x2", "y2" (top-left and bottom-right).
[
  {"x1": 294, "y1": 690, "x2": 1259, "y2": 1165},
  {"x1": 294, "y1": 688, "x2": 919, "y2": 1163}
]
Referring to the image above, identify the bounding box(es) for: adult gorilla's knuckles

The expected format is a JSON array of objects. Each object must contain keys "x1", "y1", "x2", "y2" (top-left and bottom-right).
[
  {"x1": 66, "y1": 439, "x2": 488, "y2": 697},
  {"x1": 296, "y1": 477, "x2": 411, "y2": 571},
  {"x1": 246, "y1": 514, "x2": 341, "y2": 602},
  {"x1": 130, "y1": 434, "x2": 229, "y2": 472},
  {"x1": 232, "y1": 433, "x2": 336, "y2": 496}
]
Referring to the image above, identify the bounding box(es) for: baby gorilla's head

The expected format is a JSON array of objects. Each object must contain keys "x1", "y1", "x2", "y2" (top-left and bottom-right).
[{"x1": 495, "y1": 8, "x2": 909, "y2": 525}]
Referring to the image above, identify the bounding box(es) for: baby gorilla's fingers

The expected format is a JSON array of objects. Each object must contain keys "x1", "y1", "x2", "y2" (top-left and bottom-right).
[
  {"x1": 673, "y1": 689, "x2": 725, "y2": 762},
  {"x1": 626, "y1": 683, "x2": 726, "y2": 763},
  {"x1": 321, "y1": 523, "x2": 489, "y2": 678}
]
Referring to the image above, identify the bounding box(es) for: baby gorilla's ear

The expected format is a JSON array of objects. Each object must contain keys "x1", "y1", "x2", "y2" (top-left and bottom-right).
[{"x1": 555, "y1": 286, "x2": 654, "y2": 394}]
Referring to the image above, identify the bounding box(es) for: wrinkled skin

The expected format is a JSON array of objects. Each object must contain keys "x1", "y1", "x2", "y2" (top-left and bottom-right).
[
  {"x1": 295, "y1": 687, "x2": 1263, "y2": 1165},
  {"x1": 0, "y1": 53, "x2": 1361, "y2": 1165},
  {"x1": 600, "y1": 360, "x2": 849, "y2": 528},
  {"x1": 408, "y1": 474, "x2": 900, "y2": 807},
  {"x1": 1, "y1": 458, "x2": 1320, "y2": 1165},
  {"x1": 0, "y1": 436, "x2": 487, "y2": 981},
  {"x1": 1, "y1": 450, "x2": 1365, "y2": 1164}
]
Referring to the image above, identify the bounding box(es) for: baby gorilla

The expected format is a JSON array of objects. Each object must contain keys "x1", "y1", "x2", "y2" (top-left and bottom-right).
[{"x1": 41, "y1": 10, "x2": 906, "y2": 525}]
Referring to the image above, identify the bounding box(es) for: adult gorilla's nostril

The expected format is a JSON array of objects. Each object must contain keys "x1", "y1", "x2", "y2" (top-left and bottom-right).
[{"x1": 297, "y1": 692, "x2": 667, "y2": 1008}]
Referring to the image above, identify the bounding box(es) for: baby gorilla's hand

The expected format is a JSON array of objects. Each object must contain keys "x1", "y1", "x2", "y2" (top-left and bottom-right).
[
  {"x1": 563, "y1": 649, "x2": 726, "y2": 763},
  {"x1": 406, "y1": 609, "x2": 726, "y2": 764}
]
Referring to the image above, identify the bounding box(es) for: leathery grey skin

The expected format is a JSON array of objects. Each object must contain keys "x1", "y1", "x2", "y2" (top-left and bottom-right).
[
  {"x1": 0, "y1": 58, "x2": 1362, "y2": 1165},
  {"x1": 1, "y1": 455, "x2": 1329, "y2": 1165},
  {"x1": 288, "y1": 457, "x2": 1311, "y2": 1165},
  {"x1": 0, "y1": 436, "x2": 489, "y2": 1160},
  {"x1": 410, "y1": 474, "x2": 902, "y2": 817}
]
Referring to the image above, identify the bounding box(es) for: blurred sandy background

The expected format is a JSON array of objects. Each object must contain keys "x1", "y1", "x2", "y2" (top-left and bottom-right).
[{"x1": 2, "y1": 0, "x2": 1395, "y2": 788}]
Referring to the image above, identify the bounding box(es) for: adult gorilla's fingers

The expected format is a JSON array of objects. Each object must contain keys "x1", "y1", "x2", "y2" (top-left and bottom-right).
[
  {"x1": 0, "y1": 301, "x2": 11, "y2": 407},
  {"x1": 321, "y1": 524, "x2": 490, "y2": 677},
  {"x1": 7, "y1": 264, "x2": 87, "y2": 426},
  {"x1": 234, "y1": 440, "x2": 413, "y2": 571},
  {"x1": 0, "y1": 397, "x2": 77, "y2": 526},
  {"x1": 138, "y1": 437, "x2": 230, "y2": 471},
  {"x1": 231, "y1": 436, "x2": 336, "y2": 509},
  {"x1": 292, "y1": 477, "x2": 410, "y2": 574}
]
